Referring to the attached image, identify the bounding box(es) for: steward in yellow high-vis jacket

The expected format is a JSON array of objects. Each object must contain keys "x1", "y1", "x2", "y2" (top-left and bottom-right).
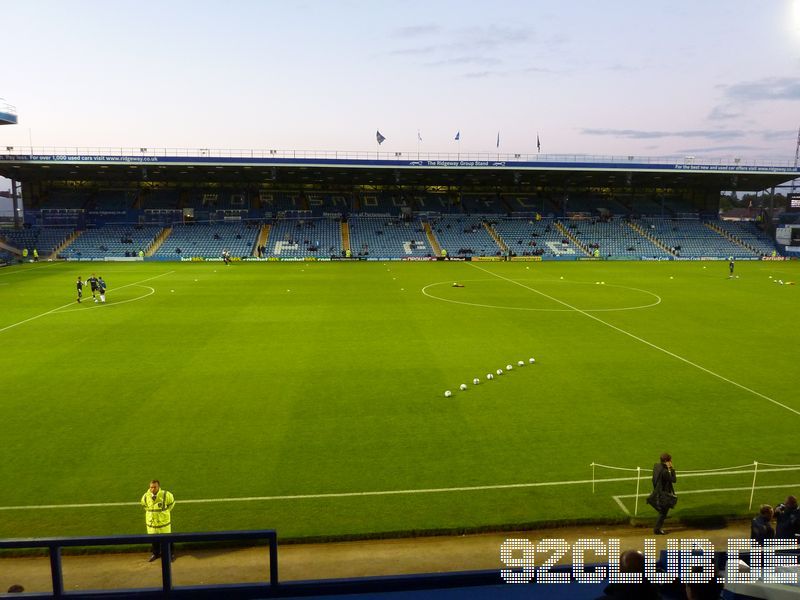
[{"x1": 141, "y1": 480, "x2": 175, "y2": 561}]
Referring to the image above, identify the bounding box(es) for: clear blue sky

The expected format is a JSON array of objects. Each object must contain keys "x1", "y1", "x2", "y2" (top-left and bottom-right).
[{"x1": 1, "y1": 0, "x2": 800, "y2": 159}]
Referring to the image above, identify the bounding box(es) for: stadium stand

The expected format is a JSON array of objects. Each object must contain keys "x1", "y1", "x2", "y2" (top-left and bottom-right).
[
  {"x1": 637, "y1": 218, "x2": 755, "y2": 258},
  {"x1": 411, "y1": 193, "x2": 457, "y2": 213},
  {"x1": 626, "y1": 196, "x2": 667, "y2": 216},
  {"x1": 259, "y1": 191, "x2": 306, "y2": 216},
  {"x1": 357, "y1": 192, "x2": 412, "y2": 215},
  {"x1": 595, "y1": 197, "x2": 632, "y2": 216},
  {"x1": 565, "y1": 218, "x2": 671, "y2": 259},
  {"x1": 503, "y1": 194, "x2": 558, "y2": 216},
  {"x1": 91, "y1": 190, "x2": 138, "y2": 211},
  {"x1": 713, "y1": 220, "x2": 777, "y2": 256},
  {"x1": 186, "y1": 190, "x2": 251, "y2": 210},
  {"x1": 140, "y1": 189, "x2": 180, "y2": 209},
  {"x1": 492, "y1": 218, "x2": 584, "y2": 257},
  {"x1": 60, "y1": 225, "x2": 162, "y2": 259},
  {"x1": 662, "y1": 196, "x2": 700, "y2": 217},
  {"x1": 1, "y1": 226, "x2": 73, "y2": 256},
  {"x1": 348, "y1": 216, "x2": 431, "y2": 258},
  {"x1": 431, "y1": 216, "x2": 503, "y2": 257},
  {"x1": 41, "y1": 190, "x2": 91, "y2": 209},
  {"x1": 306, "y1": 192, "x2": 352, "y2": 216},
  {"x1": 460, "y1": 194, "x2": 508, "y2": 215},
  {"x1": 0, "y1": 214, "x2": 783, "y2": 261},
  {"x1": 154, "y1": 222, "x2": 259, "y2": 259},
  {"x1": 266, "y1": 217, "x2": 343, "y2": 258},
  {"x1": 562, "y1": 195, "x2": 605, "y2": 215}
]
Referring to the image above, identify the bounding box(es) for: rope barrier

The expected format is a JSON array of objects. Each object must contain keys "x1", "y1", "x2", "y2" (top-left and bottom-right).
[{"x1": 592, "y1": 460, "x2": 800, "y2": 515}]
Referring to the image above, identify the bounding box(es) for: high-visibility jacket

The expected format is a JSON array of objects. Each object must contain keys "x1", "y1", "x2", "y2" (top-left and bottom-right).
[{"x1": 141, "y1": 489, "x2": 175, "y2": 534}]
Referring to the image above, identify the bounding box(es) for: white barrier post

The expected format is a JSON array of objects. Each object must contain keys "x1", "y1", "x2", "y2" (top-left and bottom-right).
[
  {"x1": 634, "y1": 467, "x2": 641, "y2": 516},
  {"x1": 749, "y1": 461, "x2": 759, "y2": 510}
]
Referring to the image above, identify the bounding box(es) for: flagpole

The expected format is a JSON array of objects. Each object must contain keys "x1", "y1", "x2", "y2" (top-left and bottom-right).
[{"x1": 417, "y1": 130, "x2": 420, "y2": 160}]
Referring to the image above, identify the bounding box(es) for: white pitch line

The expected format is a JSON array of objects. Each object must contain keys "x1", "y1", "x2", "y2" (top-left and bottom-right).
[
  {"x1": 0, "y1": 271, "x2": 174, "y2": 334},
  {"x1": 421, "y1": 278, "x2": 661, "y2": 313},
  {"x1": 613, "y1": 496, "x2": 631, "y2": 516},
  {"x1": 612, "y1": 483, "x2": 800, "y2": 515},
  {"x1": 0, "y1": 263, "x2": 60, "y2": 277},
  {"x1": 2, "y1": 467, "x2": 798, "y2": 512},
  {"x1": 468, "y1": 263, "x2": 800, "y2": 418},
  {"x1": 57, "y1": 286, "x2": 155, "y2": 312},
  {"x1": 3, "y1": 467, "x2": 799, "y2": 512},
  {"x1": 0, "y1": 475, "x2": 650, "y2": 512}
]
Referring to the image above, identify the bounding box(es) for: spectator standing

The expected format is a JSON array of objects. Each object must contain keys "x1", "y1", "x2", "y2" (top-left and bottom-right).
[{"x1": 647, "y1": 453, "x2": 677, "y2": 535}]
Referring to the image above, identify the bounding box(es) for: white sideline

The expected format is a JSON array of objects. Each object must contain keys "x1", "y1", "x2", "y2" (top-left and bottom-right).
[
  {"x1": 0, "y1": 475, "x2": 651, "y2": 511},
  {"x1": 2, "y1": 467, "x2": 799, "y2": 512},
  {"x1": 0, "y1": 271, "x2": 174, "y2": 334},
  {"x1": 468, "y1": 263, "x2": 800, "y2": 418}
]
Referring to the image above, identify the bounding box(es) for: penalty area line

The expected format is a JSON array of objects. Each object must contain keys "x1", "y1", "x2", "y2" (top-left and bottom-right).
[{"x1": 0, "y1": 270, "x2": 175, "y2": 334}]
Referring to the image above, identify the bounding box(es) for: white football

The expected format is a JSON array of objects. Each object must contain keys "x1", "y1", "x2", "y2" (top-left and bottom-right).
[
  {"x1": 506, "y1": 364, "x2": 513, "y2": 371},
  {"x1": 496, "y1": 369, "x2": 503, "y2": 375},
  {"x1": 518, "y1": 360, "x2": 524, "y2": 367},
  {"x1": 473, "y1": 378, "x2": 480, "y2": 385},
  {"x1": 529, "y1": 357, "x2": 536, "y2": 363},
  {"x1": 487, "y1": 373, "x2": 494, "y2": 380},
  {"x1": 444, "y1": 390, "x2": 452, "y2": 398},
  {"x1": 460, "y1": 384, "x2": 468, "y2": 391}
]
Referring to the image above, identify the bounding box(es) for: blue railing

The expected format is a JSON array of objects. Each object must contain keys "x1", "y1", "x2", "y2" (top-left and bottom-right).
[{"x1": 0, "y1": 529, "x2": 278, "y2": 596}]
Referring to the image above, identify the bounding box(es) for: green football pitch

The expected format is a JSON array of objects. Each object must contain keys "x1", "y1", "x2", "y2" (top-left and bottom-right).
[{"x1": 1, "y1": 259, "x2": 798, "y2": 540}]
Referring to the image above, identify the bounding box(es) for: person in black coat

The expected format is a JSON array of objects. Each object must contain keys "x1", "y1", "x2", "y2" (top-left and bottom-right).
[
  {"x1": 648, "y1": 452, "x2": 677, "y2": 535},
  {"x1": 774, "y1": 495, "x2": 799, "y2": 539}
]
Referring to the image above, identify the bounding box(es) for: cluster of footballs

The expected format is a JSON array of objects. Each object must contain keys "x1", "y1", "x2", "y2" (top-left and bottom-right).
[{"x1": 444, "y1": 357, "x2": 536, "y2": 397}]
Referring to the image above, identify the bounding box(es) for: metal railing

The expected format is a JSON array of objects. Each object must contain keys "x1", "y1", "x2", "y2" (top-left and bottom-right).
[
  {"x1": 0, "y1": 145, "x2": 795, "y2": 168},
  {"x1": 0, "y1": 529, "x2": 278, "y2": 597}
]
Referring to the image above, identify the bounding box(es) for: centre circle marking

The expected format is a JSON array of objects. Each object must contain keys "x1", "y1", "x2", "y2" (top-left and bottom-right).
[{"x1": 421, "y1": 279, "x2": 661, "y2": 312}]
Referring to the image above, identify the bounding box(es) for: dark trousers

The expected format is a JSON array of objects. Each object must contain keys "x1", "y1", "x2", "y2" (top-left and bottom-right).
[{"x1": 655, "y1": 507, "x2": 670, "y2": 531}]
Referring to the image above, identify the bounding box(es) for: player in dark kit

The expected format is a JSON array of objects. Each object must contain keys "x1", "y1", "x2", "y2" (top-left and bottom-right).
[
  {"x1": 729, "y1": 257, "x2": 735, "y2": 278},
  {"x1": 87, "y1": 274, "x2": 99, "y2": 301},
  {"x1": 76, "y1": 276, "x2": 85, "y2": 303},
  {"x1": 222, "y1": 250, "x2": 231, "y2": 265},
  {"x1": 98, "y1": 276, "x2": 107, "y2": 303}
]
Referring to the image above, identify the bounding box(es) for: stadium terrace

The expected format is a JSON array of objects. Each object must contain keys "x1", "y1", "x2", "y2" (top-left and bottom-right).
[{"x1": 0, "y1": 147, "x2": 798, "y2": 263}]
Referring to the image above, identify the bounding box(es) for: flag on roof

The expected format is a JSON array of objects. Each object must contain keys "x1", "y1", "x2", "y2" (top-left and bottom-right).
[
  {"x1": 376, "y1": 130, "x2": 386, "y2": 145},
  {"x1": 454, "y1": 131, "x2": 460, "y2": 141},
  {"x1": 496, "y1": 131, "x2": 500, "y2": 148},
  {"x1": 537, "y1": 134, "x2": 541, "y2": 152}
]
